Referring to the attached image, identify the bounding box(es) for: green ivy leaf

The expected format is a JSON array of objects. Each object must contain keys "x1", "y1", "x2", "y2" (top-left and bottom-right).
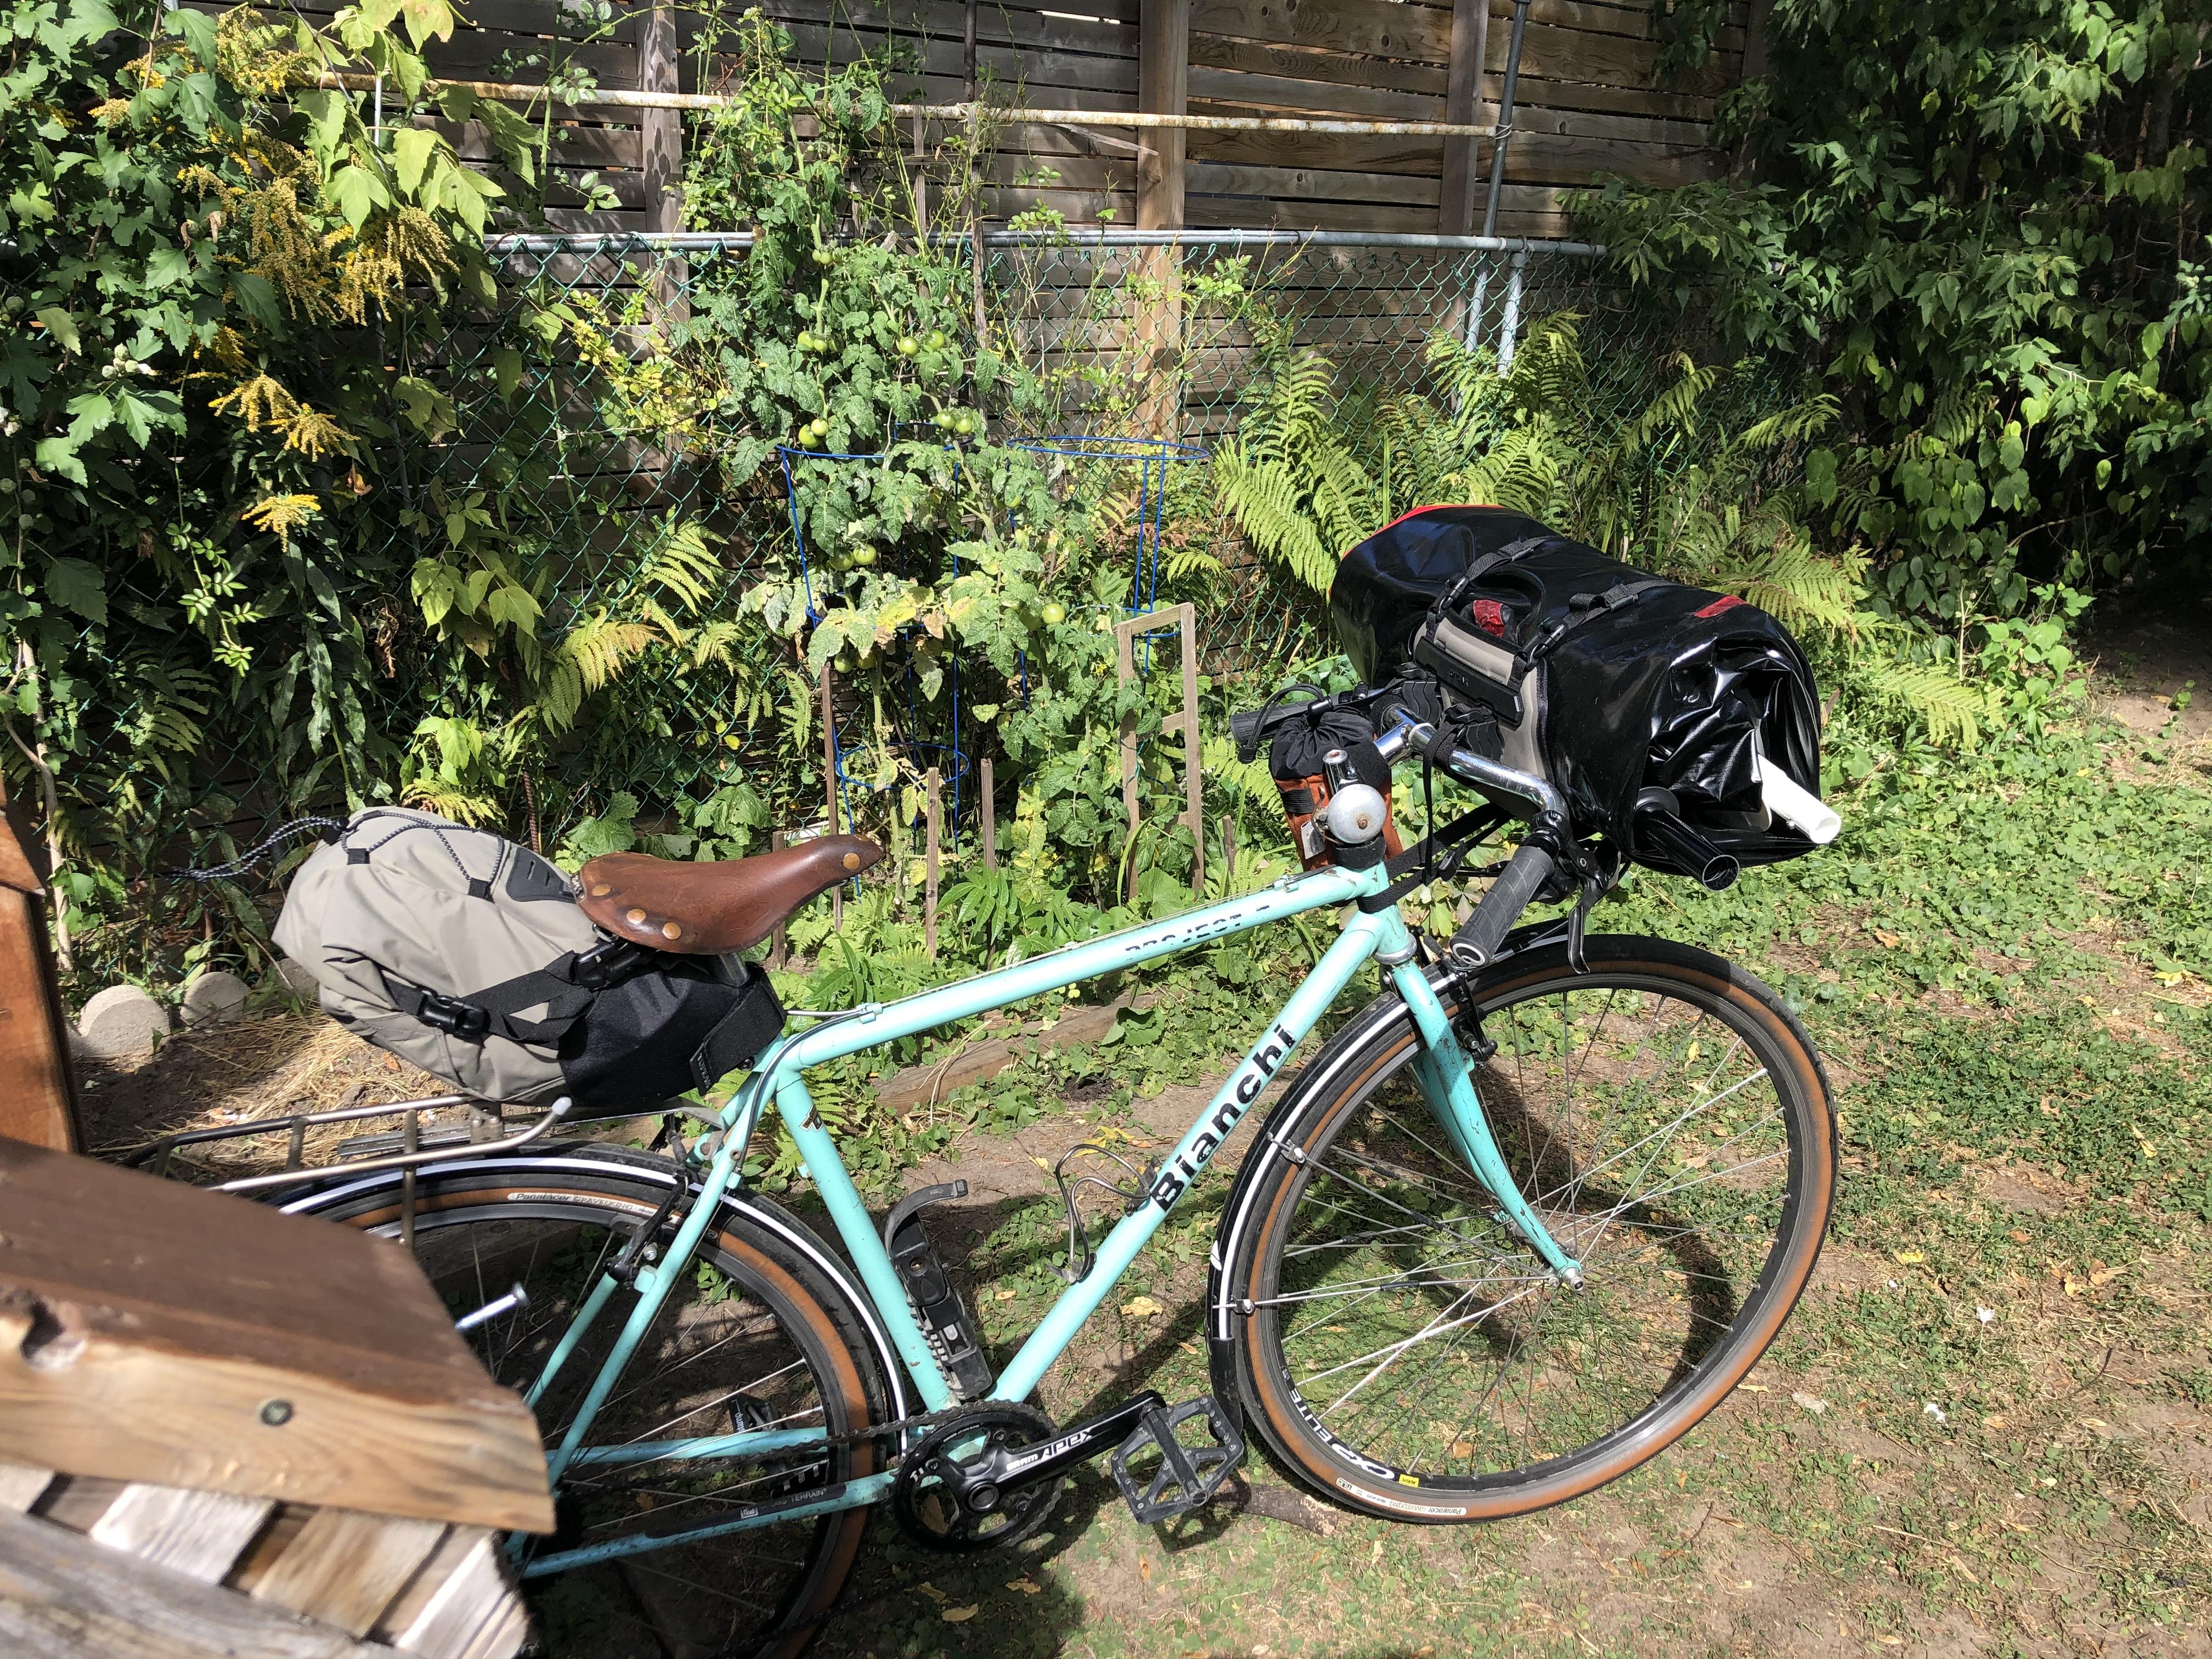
[
  {"x1": 392, "y1": 127, "x2": 440, "y2": 199},
  {"x1": 326, "y1": 164, "x2": 386, "y2": 229}
]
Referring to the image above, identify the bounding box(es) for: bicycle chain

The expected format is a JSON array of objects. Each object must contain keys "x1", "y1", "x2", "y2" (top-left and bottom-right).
[{"x1": 818, "y1": 1401, "x2": 994, "y2": 1455}]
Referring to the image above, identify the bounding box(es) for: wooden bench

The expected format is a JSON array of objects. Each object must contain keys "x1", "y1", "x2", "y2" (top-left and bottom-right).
[{"x1": 0, "y1": 1137, "x2": 553, "y2": 1658}]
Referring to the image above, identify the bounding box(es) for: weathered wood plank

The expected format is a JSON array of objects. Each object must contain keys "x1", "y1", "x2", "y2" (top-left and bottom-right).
[
  {"x1": 251, "y1": 1511, "x2": 449, "y2": 1638},
  {"x1": 421, "y1": 31, "x2": 639, "y2": 91},
  {"x1": 427, "y1": 117, "x2": 642, "y2": 170},
  {"x1": 373, "y1": 1528, "x2": 529, "y2": 1659},
  {"x1": 0, "y1": 1509, "x2": 392, "y2": 1659},
  {"x1": 0, "y1": 1462, "x2": 52, "y2": 1513},
  {"x1": 83, "y1": 1483, "x2": 275, "y2": 1584},
  {"x1": 1187, "y1": 0, "x2": 1453, "y2": 64},
  {"x1": 1187, "y1": 160, "x2": 1443, "y2": 206},
  {"x1": 1184, "y1": 64, "x2": 1445, "y2": 121},
  {"x1": 1189, "y1": 31, "x2": 1451, "y2": 98},
  {"x1": 0, "y1": 1140, "x2": 551, "y2": 1535},
  {"x1": 741, "y1": 0, "x2": 1138, "y2": 60}
]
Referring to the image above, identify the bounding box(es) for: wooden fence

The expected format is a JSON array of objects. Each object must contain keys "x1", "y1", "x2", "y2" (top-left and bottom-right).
[{"x1": 261, "y1": 0, "x2": 1757, "y2": 240}]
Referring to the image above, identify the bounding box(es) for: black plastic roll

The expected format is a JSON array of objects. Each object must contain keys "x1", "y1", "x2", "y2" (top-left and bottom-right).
[{"x1": 1632, "y1": 804, "x2": 1741, "y2": 891}]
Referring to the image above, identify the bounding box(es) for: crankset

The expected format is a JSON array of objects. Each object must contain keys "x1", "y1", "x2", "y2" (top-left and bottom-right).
[
  {"x1": 889, "y1": 1389, "x2": 1250, "y2": 1550},
  {"x1": 890, "y1": 1402, "x2": 1064, "y2": 1552}
]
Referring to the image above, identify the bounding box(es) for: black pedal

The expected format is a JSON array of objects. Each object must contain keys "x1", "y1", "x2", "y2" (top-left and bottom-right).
[
  {"x1": 1110, "y1": 1395, "x2": 1246, "y2": 1525},
  {"x1": 883, "y1": 1182, "x2": 994, "y2": 1400}
]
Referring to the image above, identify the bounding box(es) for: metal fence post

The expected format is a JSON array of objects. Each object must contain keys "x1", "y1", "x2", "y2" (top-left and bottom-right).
[{"x1": 1497, "y1": 247, "x2": 1530, "y2": 371}]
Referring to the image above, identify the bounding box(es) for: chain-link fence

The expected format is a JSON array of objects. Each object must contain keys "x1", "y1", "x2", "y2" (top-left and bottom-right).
[{"x1": 341, "y1": 228, "x2": 1633, "y2": 835}]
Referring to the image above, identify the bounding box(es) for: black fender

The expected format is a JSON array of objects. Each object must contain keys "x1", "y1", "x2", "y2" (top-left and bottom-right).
[{"x1": 275, "y1": 1143, "x2": 915, "y2": 1424}]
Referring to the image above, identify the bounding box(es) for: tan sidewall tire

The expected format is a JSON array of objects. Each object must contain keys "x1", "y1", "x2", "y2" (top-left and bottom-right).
[
  {"x1": 312, "y1": 1173, "x2": 883, "y2": 1659},
  {"x1": 1228, "y1": 939, "x2": 1836, "y2": 1524}
]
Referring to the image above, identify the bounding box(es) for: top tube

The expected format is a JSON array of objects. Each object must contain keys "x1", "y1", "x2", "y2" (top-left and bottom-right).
[{"x1": 730, "y1": 861, "x2": 1385, "y2": 1118}]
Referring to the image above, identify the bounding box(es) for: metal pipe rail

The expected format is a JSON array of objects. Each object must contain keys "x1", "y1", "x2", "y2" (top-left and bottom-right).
[
  {"x1": 480, "y1": 228, "x2": 1607, "y2": 257},
  {"x1": 319, "y1": 74, "x2": 1512, "y2": 139}
]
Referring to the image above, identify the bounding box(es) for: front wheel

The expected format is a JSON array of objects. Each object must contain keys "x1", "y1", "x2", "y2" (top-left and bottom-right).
[{"x1": 1217, "y1": 935, "x2": 1836, "y2": 1522}]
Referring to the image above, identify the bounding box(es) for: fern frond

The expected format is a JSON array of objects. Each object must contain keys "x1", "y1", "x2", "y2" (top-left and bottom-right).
[
  {"x1": 637, "y1": 520, "x2": 725, "y2": 614},
  {"x1": 1200, "y1": 733, "x2": 1279, "y2": 812},
  {"x1": 1849, "y1": 659, "x2": 1995, "y2": 748},
  {"x1": 402, "y1": 780, "x2": 501, "y2": 825}
]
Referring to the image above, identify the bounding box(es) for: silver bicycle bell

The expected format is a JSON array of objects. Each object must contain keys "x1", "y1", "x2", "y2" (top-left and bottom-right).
[{"x1": 1319, "y1": 748, "x2": 1390, "y2": 845}]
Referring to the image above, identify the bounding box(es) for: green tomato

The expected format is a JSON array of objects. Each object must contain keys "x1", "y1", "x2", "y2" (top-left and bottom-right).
[
  {"x1": 853, "y1": 547, "x2": 878, "y2": 567},
  {"x1": 953, "y1": 414, "x2": 976, "y2": 437},
  {"x1": 809, "y1": 418, "x2": 830, "y2": 439},
  {"x1": 897, "y1": 336, "x2": 918, "y2": 357},
  {"x1": 796, "y1": 331, "x2": 816, "y2": 352},
  {"x1": 927, "y1": 330, "x2": 947, "y2": 351},
  {"x1": 1041, "y1": 602, "x2": 1066, "y2": 626},
  {"x1": 830, "y1": 554, "x2": 853, "y2": 572}
]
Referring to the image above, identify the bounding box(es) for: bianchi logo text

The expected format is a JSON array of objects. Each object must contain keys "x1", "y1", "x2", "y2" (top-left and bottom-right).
[{"x1": 1148, "y1": 1024, "x2": 1295, "y2": 1209}]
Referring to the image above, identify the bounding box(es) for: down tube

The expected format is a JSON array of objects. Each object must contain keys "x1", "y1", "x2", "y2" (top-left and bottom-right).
[{"x1": 989, "y1": 909, "x2": 1395, "y2": 1404}]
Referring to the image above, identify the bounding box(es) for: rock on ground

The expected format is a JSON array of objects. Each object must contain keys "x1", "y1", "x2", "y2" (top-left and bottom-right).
[
  {"x1": 76, "y1": 984, "x2": 171, "y2": 1059},
  {"x1": 180, "y1": 970, "x2": 251, "y2": 1027}
]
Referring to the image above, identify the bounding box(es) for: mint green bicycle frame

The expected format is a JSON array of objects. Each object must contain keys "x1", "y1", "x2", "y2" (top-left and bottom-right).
[{"x1": 512, "y1": 856, "x2": 1579, "y2": 1577}]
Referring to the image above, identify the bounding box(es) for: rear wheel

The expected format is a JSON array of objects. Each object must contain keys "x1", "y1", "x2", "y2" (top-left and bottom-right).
[
  {"x1": 1220, "y1": 936, "x2": 1835, "y2": 1521},
  {"x1": 285, "y1": 1152, "x2": 894, "y2": 1659}
]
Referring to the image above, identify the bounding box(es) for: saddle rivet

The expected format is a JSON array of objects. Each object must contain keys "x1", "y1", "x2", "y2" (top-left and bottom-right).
[
  {"x1": 626, "y1": 907, "x2": 647, "y2": 924},
  {"x1": 662, "y1": 922, "x2": 681, "y2": 940},
  {"x1": 842, "y1": 852, "x2": 860, "y2": 871},
  {"x1": 590, "y1": 883, "x2": 611, "y2": 897}
]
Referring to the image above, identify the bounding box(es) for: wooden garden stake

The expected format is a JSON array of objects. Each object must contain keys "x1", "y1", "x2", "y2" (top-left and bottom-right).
[
  {"x1": 821, "y1": 662, "x2": 840, "y2": 928},
  {"x1": 979, "y1": 753, "x2": 997, "y2": 871},
  {"x1": 923, "y1": 766, "x2": 941, "y2": 962},
  {"x1": 768, "y1": 831, "x2": 788, "y2": 968}
]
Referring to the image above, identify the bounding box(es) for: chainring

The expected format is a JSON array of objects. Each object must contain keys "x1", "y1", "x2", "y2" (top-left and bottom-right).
[{"x1": 889, "y1": 1402, "x2": 1062, "y2": 1553}]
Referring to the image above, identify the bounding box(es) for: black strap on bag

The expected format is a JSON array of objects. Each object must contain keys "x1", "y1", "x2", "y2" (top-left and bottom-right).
[
  {"x1": 384, "y1": 938, "x2": 654, "y2": 1048},
  {"x1": 1522, "y1": 579, "x2": 1668, "y2": 663},
  {"x1": 686, "y1": 971, "x2": 789, "y2": 1090},
  {"x1": 1414, "y1": 535, "x2": 1551, "y2": 669}
]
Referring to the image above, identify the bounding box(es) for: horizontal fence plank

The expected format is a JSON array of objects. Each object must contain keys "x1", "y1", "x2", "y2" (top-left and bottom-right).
[
  {"x1": 1187, "y1": 0, "x2": 1453, "y2": 65},
  {"x1": 1186, "y1": 65, "x2": 1446, "y2": 122},
  {"x1": 1189, "y1": 31, "x2": 1452, "y2": 99},
  {"x1": 1186, "y1": 160, "x2": 1443, "y2": 207}
]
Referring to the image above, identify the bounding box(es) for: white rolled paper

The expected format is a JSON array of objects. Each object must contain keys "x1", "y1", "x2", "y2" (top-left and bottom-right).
[{"x1": 1756, "y1": 758, "x2": 1842, "y2": 845}]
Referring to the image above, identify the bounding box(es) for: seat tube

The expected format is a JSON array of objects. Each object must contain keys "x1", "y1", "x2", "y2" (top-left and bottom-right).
[{"x1": 1378, "y1": 913, "x2": 1582, "y2": 1284}]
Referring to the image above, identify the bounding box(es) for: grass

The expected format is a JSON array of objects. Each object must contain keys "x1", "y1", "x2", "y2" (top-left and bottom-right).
[{"x1": 805, "y1": 704, "x2": 2212, "y2": 1658}]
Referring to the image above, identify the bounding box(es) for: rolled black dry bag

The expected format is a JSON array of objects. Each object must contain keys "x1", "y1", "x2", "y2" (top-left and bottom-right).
[{"x1": 1330, "y1": 505, "x2": 1828, "y2": 876}]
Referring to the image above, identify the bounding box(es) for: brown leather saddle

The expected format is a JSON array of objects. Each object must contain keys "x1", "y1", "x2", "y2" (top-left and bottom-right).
[{"x1": 575, "y1": 833, "x2": 882, "y2": 954}]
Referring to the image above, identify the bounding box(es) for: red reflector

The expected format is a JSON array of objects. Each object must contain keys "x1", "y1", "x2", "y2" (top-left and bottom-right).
[
  {"x1": 1471, "y1": 599, "x2": 1507, "y2": 636},
  {"x1": 1694, "y1": 595, "x2": 1745, "y2": 618}
]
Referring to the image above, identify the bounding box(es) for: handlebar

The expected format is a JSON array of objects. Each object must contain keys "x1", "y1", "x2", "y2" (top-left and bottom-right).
[
  {"x1": 1447, "y1": 839, "x2": 1555, "y2": 968},
  {"x1": 1370, "y1": 707, "x2": 1567, "y2": 822}
]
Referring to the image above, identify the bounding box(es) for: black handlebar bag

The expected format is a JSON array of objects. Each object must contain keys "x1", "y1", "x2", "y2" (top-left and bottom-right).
[{"x1": 1331, "y1": 505, "x2": 1825, "y2": 872}]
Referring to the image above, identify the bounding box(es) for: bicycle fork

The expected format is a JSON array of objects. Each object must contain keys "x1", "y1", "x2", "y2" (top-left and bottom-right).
[{"x1": 1375, "y1": 913, "x2": 1583, "y2": 1286}]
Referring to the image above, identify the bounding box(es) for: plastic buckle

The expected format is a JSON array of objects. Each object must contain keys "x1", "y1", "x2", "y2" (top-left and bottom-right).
[
  {"x1": 571, "y1": 938, "x2": 645, "y2": 990},
  {"x1": 416, "y1": 991, "x2": 489, "y2": 1039}
]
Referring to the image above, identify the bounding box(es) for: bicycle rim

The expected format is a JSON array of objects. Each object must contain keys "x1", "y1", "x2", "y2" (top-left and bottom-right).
[
  {"x1": 295, "y1": 1159, "x2": 883, "y2": 1659},
  {"x1": 1227, "y1": 940, "x2": 1835, "y2": 1520}
]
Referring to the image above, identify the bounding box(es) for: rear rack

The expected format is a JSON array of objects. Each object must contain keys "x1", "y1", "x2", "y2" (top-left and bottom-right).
[{"x1": 124, "y1": 1094, "x2": 575, "y2": 1194}]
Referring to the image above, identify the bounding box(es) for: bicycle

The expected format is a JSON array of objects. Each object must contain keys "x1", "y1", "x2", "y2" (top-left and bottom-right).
[{"x1": 266, "y1": 688, "x2": 1837, "y2": 1657}]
